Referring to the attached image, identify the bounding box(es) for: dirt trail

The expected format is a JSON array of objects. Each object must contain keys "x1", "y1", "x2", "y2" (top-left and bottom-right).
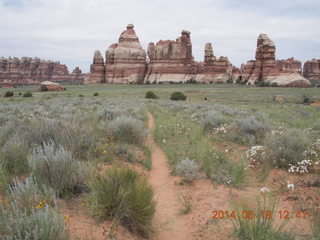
[{"x1": 146, "y1": 111, "x2": 190, "y2": 240}]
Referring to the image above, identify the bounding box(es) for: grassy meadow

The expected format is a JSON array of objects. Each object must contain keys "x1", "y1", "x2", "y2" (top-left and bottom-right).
[{"x1": 0, "y1": 83, "x2": 319, "y2": 240}]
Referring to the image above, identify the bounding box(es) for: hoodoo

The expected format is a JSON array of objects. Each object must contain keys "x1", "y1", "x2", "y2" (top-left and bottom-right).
[
  {"x1": 242, "y1": 34, "x2": 310, "y2": 87},
  {"x1": 144, "y1": 30, "x2": 196, "y2": 83},
  {"x1": 105, "y1": 24, "x2": 147, "y2": 84},
  {"x1": 303, "y1": 59, "x2": 320, "y2": 85}
]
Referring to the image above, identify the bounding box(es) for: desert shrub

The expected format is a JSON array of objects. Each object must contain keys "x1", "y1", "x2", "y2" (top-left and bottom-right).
[
  {"x1": 302, "y1": 94, "x2": 313, "y2": 104},
  {"x1": 4, "y1": 91, "x2": 14, "y2": 97},
  {"x1": 0, "y1": 202, "x2": 67, "y2": 240},
  {"x1": 93, "y1": 92, "x2": 99, "y2": 96},
  {"x1": 170, "y1": 91, "x2": 187, "y2": 101},
  {"x1": 0, "y1": 140, "x2": 30, "y2": 177},
  {"x1": 97, "y1": 106, "x2": 124, "y2": 121},
  {"x1": 23, "y1": 92, "x2": 33, "y2": 97},
  {"x1": 107, "y1": 116, "x2": 146, "y2": 145},
  {"x1": 234, "y1": 117, "x2": 270, "y2": 144},
  {"x1": 0, "y1": 122, "x2": 15, "y2": 146},
  {"x1": 28, "y1": 141, "x2": 86, "y2": 198},
  {"x1": 40, "y1": 85, "x2": 48, "y2": 91},
  {"x1": 145, "y1": 91, "x2": 159, "y2": 99},
  {"x1": 22, "y1": 120, "x2": 61, "y2": 146},
  {"x1": 79, "y1": 94, "x2": 84, "y2": 97},
  {"x1": 265, "y1": 128, "x2": 309, "y2": 169},
  {"x1": 175, "y1": 158, "x2": 199, "y2": 181},
  {"x1": 8, "y1": 177, "x2": 56, "y2": 214},
  {"x1": 201, "y1": 111, "x2": 227, "y2": 131},
  {"x1": 89, "y1": 166, "x2": 155, "y2": 237},
  {"x1": 233, "y1": 198, "x2": 293, "y2": 240}
]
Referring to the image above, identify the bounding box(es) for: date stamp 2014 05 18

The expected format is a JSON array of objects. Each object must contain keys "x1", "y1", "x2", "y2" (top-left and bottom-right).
[{"x1": 211, "y1": 210, "x2": 308, "y2": 220}]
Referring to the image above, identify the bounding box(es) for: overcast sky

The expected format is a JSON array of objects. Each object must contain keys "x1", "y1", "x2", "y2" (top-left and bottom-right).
[{"x1": 1, "y1": 0, "x2": 319, "y2": 73}]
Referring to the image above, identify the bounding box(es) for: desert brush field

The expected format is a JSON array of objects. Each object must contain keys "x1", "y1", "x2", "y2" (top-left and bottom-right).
[{"x1": 0, "y1": 84, "x2": 319, "y2": 240}]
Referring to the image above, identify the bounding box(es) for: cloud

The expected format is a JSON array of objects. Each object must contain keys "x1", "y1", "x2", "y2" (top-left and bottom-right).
[{"x1": 0, "y1": 0, "x2": 319, "y2": 72}]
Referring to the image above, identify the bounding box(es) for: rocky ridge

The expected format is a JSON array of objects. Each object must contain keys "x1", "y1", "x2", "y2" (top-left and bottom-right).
[{"x1": 0, "y1": 57, "x2": 85, "y2": 87}]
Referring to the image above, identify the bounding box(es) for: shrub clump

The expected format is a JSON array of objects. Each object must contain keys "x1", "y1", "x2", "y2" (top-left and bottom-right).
[
  {"x1": 0, "y1": 140, "x2": 30, "y2": 177},
  {"x1": 107, "y1": 116, "x2": 146, "y2": 145},
  {"x1": 23, "y1": 92, "x2": 33, "y2": 97},
  {"x1": 28, "y1": 141, "x2": 86, "y2": 198},
  {"x1": 175, "y1": 158, "x2": 200, "y2": 181},
  {"x1": 89, "y1": 166, "x2": 155, "y2": 237},
  {"x1": 170, "y1": 91, "x2": 187, "y2": 101},
  {"x1": 93, "y1": 92, "x2": 99, "y2": 96},
  {"x1": 4, "y1": 91, "x2": 14, "y2": 97},
  {"x1": 0, "y1": 202, "x2": 67, "y2": 240},
  {"x1": 145, "y1": 91, "x2": 159, "y2": 99},
  {"x1": 201, "y1": 111, "x2": 227, "y2": 131},
  {"x1": 8, "y1": 177, "x2": 57, "y2": 214},
  {"x1": 234, "y1": 117, "x2": 270, "y2": 144},
  {"x1": 265, "y1": 128, "x2": 309, "y2": 169}
]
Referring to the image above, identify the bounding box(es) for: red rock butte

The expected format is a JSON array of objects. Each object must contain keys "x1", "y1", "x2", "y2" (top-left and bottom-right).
[
  {"x1": 88, "y1": 24, "x2": 319, "y2": 87},
  {"x1": 0, "y1": 57, "x2": 86, "y2": 87}
]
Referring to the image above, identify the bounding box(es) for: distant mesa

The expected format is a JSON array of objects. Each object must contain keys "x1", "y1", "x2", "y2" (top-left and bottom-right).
[
  {"x1": 0, "y1": 57, "x2": 86, "y2": 87},
  {"x1": 88, "y1": 24, "x2": 316, "y2": 87}
]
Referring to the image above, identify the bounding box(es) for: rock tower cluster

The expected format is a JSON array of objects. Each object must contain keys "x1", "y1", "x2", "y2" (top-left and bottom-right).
[
  {"x1": 0, "y1": 57, "x2": 85, "y2": 87},
  {"x1": 88, "y1": 24, "x2": 240, "y2": 84}
]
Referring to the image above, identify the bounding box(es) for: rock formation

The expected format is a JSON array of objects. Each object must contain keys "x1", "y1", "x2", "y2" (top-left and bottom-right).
[
  {"x1": 242, "y1": 34, "x2": 310, "y2": 87},
  {"x1": 144, "y1": 30, "x2": 196, "y2": 83},
  {"x1": 0, "y1": 57, "x2": 85, "y2": 87},
  {"x1": 105, "y1": 24, "x2": 147, "y2": 84},
  {"x1": 303, "y1": 59, "x2": 320, "y2": 85},
  {"x1": 86, "y1": 50, "x2": 105, "y2": 84},
  {"x1": 39, "y1": 81, "x2": 65, "y2": 91},
  {"x1": 196, "y1": 43, "x2": 240, "y2": 83}
]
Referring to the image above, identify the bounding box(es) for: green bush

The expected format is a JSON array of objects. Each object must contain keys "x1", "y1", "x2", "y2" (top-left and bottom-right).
[
  {"x1": 0, "y1": 202, "x2": 67, "y2": 240},
  {"x1": 4, "y1": 91, "x2": 14, "y2": 97},
  {"x1": 265, "y1": 128, "x2": 309, "y2": 169},
  {"x1": 233, "y1": 198, "x2": 294, "y2": 240},
  {"x1": 89, "y1": 166, "x2": 155, "y2": 237},
  {"x1": 28, "y1": 141, "x2": 86, "y2": 198},
  {"x1": 23, "y1": 92, "x2": 33, "y2": 97},
  {"x1": 145, "y1": 91, "x2": 159, "y2": 99},
  {"x1": 0, "y1": 140, "x2": 30, "y2": 177},
  {"x1": 93, "y1": 92, "x2": 99, "y2": 96},
  {"x1": 107, "y1": 116, "x2": 147, "y2": 145},
  {"x1": 170, "y1": 91, "x2": 187, "y2": 101}
]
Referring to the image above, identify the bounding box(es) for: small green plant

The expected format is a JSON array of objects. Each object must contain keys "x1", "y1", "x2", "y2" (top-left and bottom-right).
[
  {"x1": 233, "y1": 197, "x2": 294, "y2": 240},
  {"x1": 93, "y1": 92, "x2": 99, "y2": 96},
  {"x1": 28, "y1": 141, "x2": 86, "y2": 198},
  {"x1": 170, "y1": 91, "x2": 187, "y2": 101},
  {"x1": 89, "y1": 166, "x2": 155, "y2": 237},
  {"x1": 145, "y1": 91, "x2": 159, "y2": 99},
  {"x1": 4, "y1": 91, "x2": 14, "y2": 97},
  {"x1": 178, "y1": 192, "x2": 192, "y2": 214},
  {"x1": 302, "y1": 94, "x2": 313, "y2": 105},
  {"x1": 23, "y1": 91, "x2": 33, "y2": 97},
  {"x1": 79, "y1": 94, "x2": 84, "y2": 97}
]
